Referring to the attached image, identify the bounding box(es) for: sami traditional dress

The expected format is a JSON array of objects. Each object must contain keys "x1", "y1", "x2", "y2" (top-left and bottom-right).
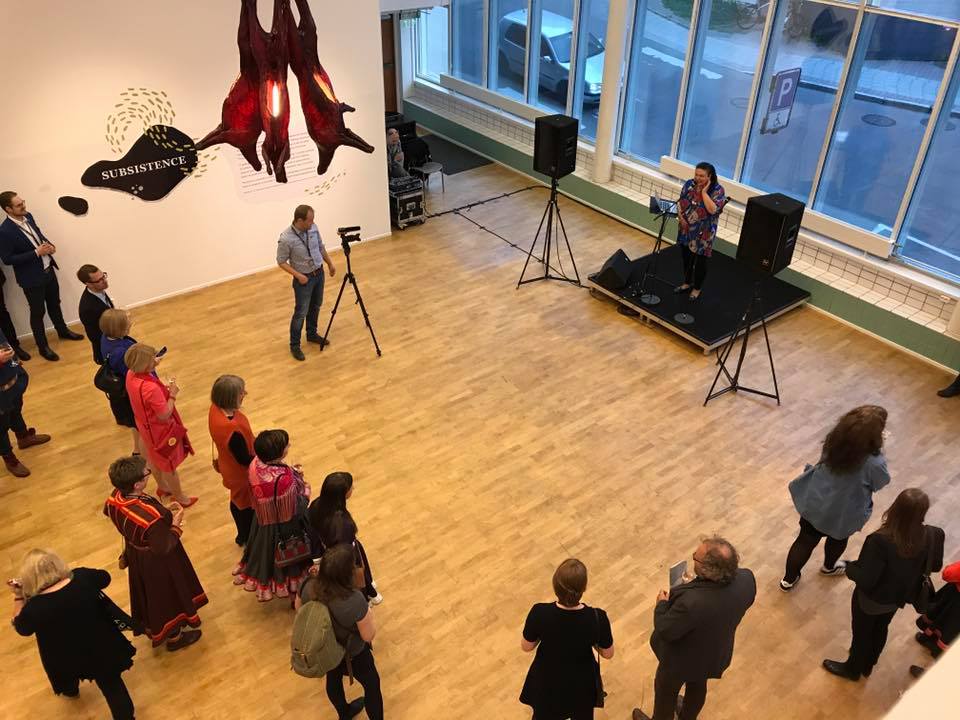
[
  {"x1": 235, "y1": 458, "x2": 311, "y2": 601},
  {"x1": 104, "y1": 490, "x2": 207, "y2": 645}
]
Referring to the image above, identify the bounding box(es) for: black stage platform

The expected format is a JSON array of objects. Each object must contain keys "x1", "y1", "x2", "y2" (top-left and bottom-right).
[{"x1": 587, "y1": 244, "x2": 810, "y2": 353}]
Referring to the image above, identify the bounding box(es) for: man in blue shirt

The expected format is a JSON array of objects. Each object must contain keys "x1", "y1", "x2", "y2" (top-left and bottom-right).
[{"x1": 276, "y1": 205, "x2": 337, "y2": 361}]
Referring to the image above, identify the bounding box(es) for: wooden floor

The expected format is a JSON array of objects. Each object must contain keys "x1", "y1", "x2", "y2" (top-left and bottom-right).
[{"x1": 2, "y1": 162, "x2": 958, "y2": 720}]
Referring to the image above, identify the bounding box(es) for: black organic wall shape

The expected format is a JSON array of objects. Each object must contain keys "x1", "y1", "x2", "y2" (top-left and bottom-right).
[
  {"x1": 81, "y1": 125, "x2": 198, "y2": 201},
  {"x1": 58, "y1": 197, "x2": 89, "y2": 216}
]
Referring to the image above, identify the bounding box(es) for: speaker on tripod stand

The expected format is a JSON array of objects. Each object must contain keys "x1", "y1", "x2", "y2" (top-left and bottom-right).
[
  {"x1": 517, "y1": 115, "x2": 581, "y2": 287},
  {"x1": 704, "y1": 193, "x2": 804, "y2": 407}
]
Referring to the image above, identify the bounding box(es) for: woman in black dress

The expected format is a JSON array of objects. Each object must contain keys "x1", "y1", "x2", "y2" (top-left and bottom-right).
[
  {"x1": 308, "y1": 471, "x2": 381, "y2": 604},
  {"x1": 520, "y1": 558, "x2": 614, "y2": 720},
  {"x1": 823, "y1": 488, "x2": 945, "y2": 680},
  {"x1": 10, "y1": 549, "x2": 136, "y2": 720}
]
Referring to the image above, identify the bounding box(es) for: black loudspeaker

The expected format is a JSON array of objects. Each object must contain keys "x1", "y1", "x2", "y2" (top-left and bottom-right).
[
  {"x1": 594, "y1": 249, "x2": 632, "y2": 291},
  {"x1": 737, "y1": 193, "x2": 805, "y2": 275},
  {"x1": 534, "y1": 114, "x2": 578, "y2": 179}
]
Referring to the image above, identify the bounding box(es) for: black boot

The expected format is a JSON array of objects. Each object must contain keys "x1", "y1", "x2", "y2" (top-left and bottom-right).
[
  {"x1": 822, "y1": 658, "x2": 860, "y2": 681},
  {"x1": 938, "y1": 373, "x2": 960, "y2": 397}
]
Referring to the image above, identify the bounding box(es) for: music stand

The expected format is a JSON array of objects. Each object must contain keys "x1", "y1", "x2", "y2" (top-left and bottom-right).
[{"x1": 628, "y1": 196, "x2": 677, "y2": 306}]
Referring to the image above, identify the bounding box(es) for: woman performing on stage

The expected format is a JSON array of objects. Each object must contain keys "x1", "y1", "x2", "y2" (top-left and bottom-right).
[{"x1": 675, "y1": 162, "x2": 727, "y2": 300}]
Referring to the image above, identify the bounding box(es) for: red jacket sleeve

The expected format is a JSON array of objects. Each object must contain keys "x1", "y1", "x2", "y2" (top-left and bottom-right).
[{"x1": 942, "y1": 560, "x2": 960, "y2": 585}]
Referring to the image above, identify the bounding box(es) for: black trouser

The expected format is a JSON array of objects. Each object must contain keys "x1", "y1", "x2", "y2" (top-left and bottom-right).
[
  {"x1": 63, "y1": 674, "x2": 134, "y2": 720},
  {"x1": 653, "y1": 664, "x2": 707, "y2": 720},
  {"x1": 229, "y1": 503, "x2": 254, "y2": 545},
  {"x1": 680, "y1": 245, "x2": 708, "y2": 291},
  {"x1": 22, "y1": 270, "x2": 68, "y2": 349},
  {"x1": 0, "y1": 289, "x2": 22, "y2": 348},
  {"x1": 848, "y1": 590, "x2": 896, "y2": 676},
  {"x1": 783, "y1": 516, "x2": 848, "y2": 583},
  {"x1": 326, "y1": 646, "x2": 383, "y2": 720},
  {"x1": 0, "y1": 403, "x2": 27, "y2": 456}
]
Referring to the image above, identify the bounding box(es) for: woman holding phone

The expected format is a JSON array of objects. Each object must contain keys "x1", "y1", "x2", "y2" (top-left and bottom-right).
[
  {"x1": 675, "y1": 162, "x2": 727, "y2": 300},
  {"x1": 124, "y1": 343, "x2": 195, "y2": 507}
]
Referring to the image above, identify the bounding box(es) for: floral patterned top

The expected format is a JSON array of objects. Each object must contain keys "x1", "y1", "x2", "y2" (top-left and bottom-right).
[{"x1": 677, "y1": 179, "x2": 727, "y2": 257}]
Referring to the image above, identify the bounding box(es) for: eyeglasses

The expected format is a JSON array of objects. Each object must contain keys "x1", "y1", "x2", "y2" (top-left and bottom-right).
[
  {"x1": 141, "y1": 468, "x2": 152, "y2": 478},
  {"x1": 692, "y1": 552, "x2": 707, "y2": 564}
]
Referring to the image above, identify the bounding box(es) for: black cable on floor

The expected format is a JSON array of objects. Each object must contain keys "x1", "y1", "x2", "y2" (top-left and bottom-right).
[{"x1": 426, "y1": 184, "x2": 542, "y2": 219}]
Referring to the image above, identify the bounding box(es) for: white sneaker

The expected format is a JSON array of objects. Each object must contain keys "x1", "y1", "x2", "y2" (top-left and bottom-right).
[
  {"x1": 368, "y1": 593, "x2": 383, "y2": 606},
  {"x1": 821, "y1": 560, "x2": 847, "y2": 576},
  {"x1": 779, "y1": 575, "x2": 800, "y2": 592}
]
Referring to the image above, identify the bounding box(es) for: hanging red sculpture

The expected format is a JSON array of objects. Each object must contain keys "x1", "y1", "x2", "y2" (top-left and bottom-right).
[{"x1": 197, "y1": 0, "x2": 373, "y2": 183}]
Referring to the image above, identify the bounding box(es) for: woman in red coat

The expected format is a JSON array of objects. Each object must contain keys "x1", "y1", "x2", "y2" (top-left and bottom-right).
[
  {"x1": 208, "y1": 374, "x2": 255, "y2": 558},
  {"x1": 123, "y1": 343, "x2": 195, "y2": 507}
]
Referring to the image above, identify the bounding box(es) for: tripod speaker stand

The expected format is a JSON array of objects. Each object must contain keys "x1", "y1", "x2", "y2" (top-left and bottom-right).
[
  {"x1": 516, "y1": 176, "x2": 581, "y2": 288},
  {"x1": 321, "y1": 226, "x2": 382, "y2": 357},
  {"x1": 703, "y1": 279, "x2": 779, "y2": 406}
]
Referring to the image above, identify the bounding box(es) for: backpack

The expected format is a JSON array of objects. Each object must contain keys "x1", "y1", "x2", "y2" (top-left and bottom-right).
[{"x1": 291, "y1": 601, "x2": 346, "y2": 678}]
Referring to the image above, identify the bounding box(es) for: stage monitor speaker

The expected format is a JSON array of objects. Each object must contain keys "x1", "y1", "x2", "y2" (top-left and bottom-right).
[
  {"x1": 737, "y1": 193, "x2": 805, "y2": 275},
  {"x1": 594, "y1": 249, "x2": 632, "y2": 291},
  {"x1": 534, "y1": 114, "x2": 578, "y2": 179}
]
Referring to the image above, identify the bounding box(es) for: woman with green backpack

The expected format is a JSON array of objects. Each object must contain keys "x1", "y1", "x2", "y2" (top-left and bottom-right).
[{"x1": 294, "y1": 544, "x2": 383, "y2": 719}]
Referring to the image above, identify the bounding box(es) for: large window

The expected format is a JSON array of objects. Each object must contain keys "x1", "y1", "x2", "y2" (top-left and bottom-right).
[
  {"x1": 452, "y1": 0, "x2": 484, "y2": 85},
  {"x1": 619, "y1": 0, "x2": 693, "y2": 163},
  {"x1": 570, "y1": 0, "x2": 610, "y2": 139},
  {"x1": 489, "y1": 0, "x2": 529, "y2": 100},
  {"x1": 814, "y1": 14, "x2": 955, "y2": 234},
  {"x1": 898, "y1": 64, "x2": 960, "y2": 278},
  {"x1": 740, "y1": 1, "x2": 856, "y2": 199},
  {"x1": 677, "y1": 0, "x2": 766, "y2": 177},
  {"x1": 527, "y1": 0, "x2": 577, "y2": 114},
  {"x1": 867, "y1": 1, "x2": 960, "y2": 23},
  {"x1": 417, "y1": 6, "x2": 449, "y2": 81}
]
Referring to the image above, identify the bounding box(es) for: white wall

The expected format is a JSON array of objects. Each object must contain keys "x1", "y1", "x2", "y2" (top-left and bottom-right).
[{"x1": 0, "y1": 0, "x2": 389, "y2": 334}]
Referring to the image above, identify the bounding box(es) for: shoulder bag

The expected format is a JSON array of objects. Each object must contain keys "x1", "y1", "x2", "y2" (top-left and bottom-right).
[
  {"x1": 592, "y1": 607, "x2": 607, "y2": 708},
  {"x1": 273, "y1": 475, "x2": 312, "y2": 568},
  {"x1": 94, "y1": 354, "x2": 126, "y2": 397},
  {"x1": 913, "y1": 528, "x2": 937, "y2": 614}
]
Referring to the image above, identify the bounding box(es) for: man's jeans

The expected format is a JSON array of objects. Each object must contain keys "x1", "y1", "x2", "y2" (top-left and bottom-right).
[{"x1": 290, "y1": 272, "x2": 324, "y2": 348}]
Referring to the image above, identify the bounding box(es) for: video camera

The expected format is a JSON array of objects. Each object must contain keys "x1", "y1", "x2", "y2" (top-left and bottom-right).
[{"x1": 337, "y1": 226, "x2": 362, "y2": 244}]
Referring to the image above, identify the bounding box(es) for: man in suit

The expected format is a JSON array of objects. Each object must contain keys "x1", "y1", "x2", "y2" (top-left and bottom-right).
[
  {"x1": 633, "y1": 536, "x2": 756, "y2": 720},
  {"x1": 0, "y1": 268, "x2": 29, "y2": 361},
  {"x1": 76, "y1": 264, "x2": 114, "y2": 364},
  {"x1": 0, "y1": 191, "x2": 84, "y2": 361}
]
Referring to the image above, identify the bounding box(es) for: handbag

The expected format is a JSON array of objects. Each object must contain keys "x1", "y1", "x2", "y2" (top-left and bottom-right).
[
  {"x1": 138, "y1": 381, "x2": 186, "y2": 456},
  {"x1": 94, "y1": 355, "x2": 126, "y2": 397},
  {"x1": 352, "y1": 543, "x2": 366, "y2": 590},
  {"x1": 273, "y1": 474, "x2": 312, "y2": 568},
  {"x1": 592, "y1": 607, "x2": 607, "y2": 708},
  {"x1": 98, "y1": 590, "x2": 144, "y2": 635}
]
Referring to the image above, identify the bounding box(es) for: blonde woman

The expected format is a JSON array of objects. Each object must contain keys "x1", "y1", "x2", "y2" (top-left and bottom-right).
[
  {"x1": 98, "y1": 309, "x2": 143, "y2": 456},
  {"x1": 9, "y1": 549, "x2": 136, "y2": 719},
  {"x1": 124, "y1": 343, "x2": 196, "y2": 506}
]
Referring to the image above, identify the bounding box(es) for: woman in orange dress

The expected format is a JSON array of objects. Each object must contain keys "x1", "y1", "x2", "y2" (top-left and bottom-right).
[
  {"x1": 208, "y1": 375, "x2": 255, "y2": 554},
  {"x1": 123, "y1": 343, "x2": 195, "y2": 507}
]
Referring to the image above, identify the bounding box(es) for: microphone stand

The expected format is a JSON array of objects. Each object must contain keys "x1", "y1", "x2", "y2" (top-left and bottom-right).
[{"x1": 629, "y1": 196, "x2": 677, "y2": 306}]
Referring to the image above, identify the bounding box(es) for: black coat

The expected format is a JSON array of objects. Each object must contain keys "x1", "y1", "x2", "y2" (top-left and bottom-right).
[
  {"x1": 650, "y1": 568, "x2": 756, "y2": 681},
  {"x1": 846, "y1": 526, "x2": 945, "y2": 609},
  {"x1": 78, "y1": 289, "x2": 113, "y2": 364}
]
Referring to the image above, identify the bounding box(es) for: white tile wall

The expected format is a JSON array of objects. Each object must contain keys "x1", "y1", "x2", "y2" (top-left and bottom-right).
[{"x1": 408, "y1": 84, "x2": 959, "y2": 336}]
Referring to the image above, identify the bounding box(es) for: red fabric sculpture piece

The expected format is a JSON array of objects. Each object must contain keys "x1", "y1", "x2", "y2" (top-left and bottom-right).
[
  {"x1": 287, "y1": 0, "x2": 374, "y2": 174},
  {"x1": 198, "y1": 0, "x2": 372, "y2": 183}
]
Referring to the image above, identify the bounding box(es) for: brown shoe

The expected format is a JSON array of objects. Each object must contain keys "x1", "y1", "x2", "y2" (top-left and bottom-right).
[
  {"x1": 16, "y1": 429, "x2": 51, "y2": 450},
  {"x1": 3, "y1": 454, "x2": 30, "y2": 477}
]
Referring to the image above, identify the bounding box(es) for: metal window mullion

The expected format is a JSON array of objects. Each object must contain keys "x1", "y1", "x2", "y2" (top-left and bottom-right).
[
  {"x1": 446, "y1": 5, "x2": 452, "y2": 76},
  {"x1": 614, "y1": 0, "x2": 642, "y2": 152},
  {"x1": 890, "y1": 30, "x2": 960, "y2": 245},
  {"x1": 806, "y1": 2, "x2": 868, "y2": 208},
  {"x1": 522, "y1": 0, "x2": 533, "y2": 100},
  {"x1": 567, "y1": 0, "x2": 583, "y2": 115},
  {"x1": 732, "y1": 0, "x2": 778, "y2": 181},
  {"x1": 482, "y1": 0, "x2": 490, "y2": 87},
  {"x1": 670, "y1": 0, "x2": 704, "y2": 158},
  {"x1": 527, "y1": 0, "x2": 542, "y2": 105}
]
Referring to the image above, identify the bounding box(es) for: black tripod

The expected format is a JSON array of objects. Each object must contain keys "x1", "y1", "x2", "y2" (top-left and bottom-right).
[
  {"x1": 517, "y1": 177, "x2": 580, "y2": 288},
  {"x1": 703, "y1": 279, "x2": 780, "y2": 406},
  {"x1": 630, "y1": 196, "x2": 676, "y2": 306},
  {"x1": 321, "y1": 228, "x2": 381, "y2": 357}
]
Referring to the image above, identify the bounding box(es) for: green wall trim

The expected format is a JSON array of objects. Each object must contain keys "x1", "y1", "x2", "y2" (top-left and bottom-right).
[{"x1": 405, "y1": 101, "x2": 960, "y2": 369}]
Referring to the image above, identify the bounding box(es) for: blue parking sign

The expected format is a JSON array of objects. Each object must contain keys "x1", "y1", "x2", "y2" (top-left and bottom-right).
[{"x1": 761, "y1": 68, "x2": 801, "y2": 134}]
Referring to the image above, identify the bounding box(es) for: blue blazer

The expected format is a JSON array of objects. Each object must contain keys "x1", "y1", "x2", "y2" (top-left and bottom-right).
[{"x1": 0, "y1": 213, "x2": 59, "y2": 288}]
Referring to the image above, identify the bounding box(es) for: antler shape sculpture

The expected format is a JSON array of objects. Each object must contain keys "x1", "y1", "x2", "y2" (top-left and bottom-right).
[{"x1": 287, "y1": 0, "x2": 374, "y2": 174}]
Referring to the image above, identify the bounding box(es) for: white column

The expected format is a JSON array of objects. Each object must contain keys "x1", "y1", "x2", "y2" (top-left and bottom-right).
[
  {"x1": 592, "y1": 0, "x2": 630, "y2": 184},
  {"x1": 397, "y1": 13, "x2": 417, "y2": 112}
]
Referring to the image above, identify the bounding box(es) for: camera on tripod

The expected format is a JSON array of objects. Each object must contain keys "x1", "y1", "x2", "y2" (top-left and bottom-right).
[{"x1": 337, "y1": 226, "x2": 362, "y2": 247}]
